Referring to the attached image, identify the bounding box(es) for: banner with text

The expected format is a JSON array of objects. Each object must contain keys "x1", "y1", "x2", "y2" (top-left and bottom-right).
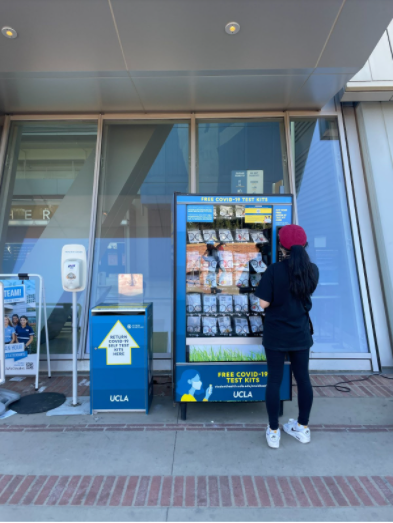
[
  {"x1": 2, "y1": 279, "x2": 38, "y2": 376},
  {"x1": 175, "y1": 363, "x2": 291, "y2": 402}
]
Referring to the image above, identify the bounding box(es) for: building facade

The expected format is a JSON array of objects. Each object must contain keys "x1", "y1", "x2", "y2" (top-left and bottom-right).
[
  {"x1": 0, "y1": 0, "x2": 393, "y2": 373},
  {"x1": 341, "y1": 20, "x2": 393, "y2": 370}
]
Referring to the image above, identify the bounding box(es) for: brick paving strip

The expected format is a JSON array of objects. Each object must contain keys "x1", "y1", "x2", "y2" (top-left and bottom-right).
[
  {"x1": 0, "y1": 475, "x2": 392, "y2": 508},
  {"x1": 0, "y1": 423, "x2": 392, "y2": 433},
  {"x1": 1, "y1": 374, "x2": 393, "y2": 398}
]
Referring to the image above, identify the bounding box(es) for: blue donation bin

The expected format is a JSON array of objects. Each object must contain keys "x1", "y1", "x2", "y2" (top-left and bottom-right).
[{"x1": 90, "y1": 304, "x2": 153, "y2": 414}]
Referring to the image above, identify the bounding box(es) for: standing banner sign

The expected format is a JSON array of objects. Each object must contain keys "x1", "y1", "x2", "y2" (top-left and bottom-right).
[
  {"x1": 2, "y1": 279, "x2": 37, "y2": 376},
  {"x1": 1, "y1": 274, "x2": 51, "y2": 390}
]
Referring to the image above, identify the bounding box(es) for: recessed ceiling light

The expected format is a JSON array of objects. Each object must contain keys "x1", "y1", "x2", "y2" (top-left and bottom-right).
[
  {"x1": 2, "y1": 26, "x2": 18, "y2": 39},
  {"x1": 225, "y1": 22, "x2": 240, "y2": 35}
]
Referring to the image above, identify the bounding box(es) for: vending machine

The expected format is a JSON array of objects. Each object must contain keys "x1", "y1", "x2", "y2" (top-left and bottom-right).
[{"x1": 173, "y1": 193, "x2": 294, "y2": 420}]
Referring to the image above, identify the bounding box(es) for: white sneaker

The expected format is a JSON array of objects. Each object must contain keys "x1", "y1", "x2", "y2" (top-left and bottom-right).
[
  {"x1": 283, "y1": 418, "x2": 311, "y2": 443},
  {"x1": 266, "y1": 426, "x2": 281, "y2": 449}
]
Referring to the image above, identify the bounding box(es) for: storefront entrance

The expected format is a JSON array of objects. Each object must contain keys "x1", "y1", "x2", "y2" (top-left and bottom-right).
[{"x1": 0, "y1": 112, "x2": 378, "y2": 372}]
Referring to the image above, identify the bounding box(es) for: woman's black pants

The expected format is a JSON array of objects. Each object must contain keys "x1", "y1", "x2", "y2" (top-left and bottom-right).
[{"x1": 265, "y1": 348, "x2": 313, "y2": 430}]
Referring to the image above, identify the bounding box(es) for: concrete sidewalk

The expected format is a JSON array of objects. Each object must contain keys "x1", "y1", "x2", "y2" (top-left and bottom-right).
[{"x1": 0, "y1": 376, "x2": 393, "y2": 521}]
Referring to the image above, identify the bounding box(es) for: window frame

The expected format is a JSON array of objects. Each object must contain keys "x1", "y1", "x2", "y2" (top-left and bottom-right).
[{"x1": 0, "y1": 104, "x2": 378, "y2": 371}]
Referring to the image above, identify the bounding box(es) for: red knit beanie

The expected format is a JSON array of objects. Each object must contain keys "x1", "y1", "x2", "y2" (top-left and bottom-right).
[{"x1": 279, "y1": 224, "x2": 307, "y2": 250}]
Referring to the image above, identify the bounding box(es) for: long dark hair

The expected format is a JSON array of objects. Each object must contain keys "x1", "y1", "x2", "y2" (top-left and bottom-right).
[{"x1": 283, "y1": 244, "x2": 318, "y2": 300}]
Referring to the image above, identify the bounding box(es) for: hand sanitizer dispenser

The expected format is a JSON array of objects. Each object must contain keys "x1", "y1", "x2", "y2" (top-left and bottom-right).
[
  {"x1": 62, "y1": 260, "x2": 81, "y2": 290},
  {"x1": 61, "y1": 245, "x2": 87, "y2": 292},
  {"x1": 61, "y1": 245, "x2": 87, "y2": 406}
]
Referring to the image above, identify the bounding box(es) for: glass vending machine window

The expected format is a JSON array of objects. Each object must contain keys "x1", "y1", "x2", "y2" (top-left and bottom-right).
[{"x1": 185, "y1": 203, "x2": 273, "y2": 362}]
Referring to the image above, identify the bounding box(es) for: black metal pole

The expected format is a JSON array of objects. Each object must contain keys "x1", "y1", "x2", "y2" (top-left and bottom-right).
[{"x1": 180, "y1": 403, "x2": 187, "y2": 421}]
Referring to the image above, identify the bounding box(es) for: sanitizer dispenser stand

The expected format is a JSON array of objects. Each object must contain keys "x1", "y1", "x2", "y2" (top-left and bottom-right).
[{"x1": 61, "y1": 245, "x2": 87, "y2": 406}]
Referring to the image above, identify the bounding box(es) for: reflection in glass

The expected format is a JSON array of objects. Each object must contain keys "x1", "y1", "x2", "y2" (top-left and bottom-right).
[
  {"x1": 291, "y1": 118, "x2": 368, "y2": 353},
  {"x1": 219, "y1": 304, "x2": 233, "y2": 312},
  {"x1": 197, "y1": 119, "x2": 289, "y2": 194},
  {"x1": 201, "y1": 257, "x2": 217, "y2": 270},
  {"x1": 91, "y1": 121, "x2": 189, "y2": 354},
  {"x1": 188, "y1": 231, "x2": 203, "y2": 243},
  {"x1": 0, "y1": 121, "x2": 98, "y2": 355},
  {"x1": 250, "y1": 259, "x2": 267, "y2": 272},
  {"x1": 218, "y1": 230, "x2": 234, "y2": 242},
  {"x1": 186, "y1": 305, "x2": 202, "y2": 313},
  {"x1": 234, "y1": 304, "x2": 248, "y2": 313},
  {"x1": 202, "y1": 231, "x2": 218, "y2": 242},
  {"x1": 203, "y1": 305, "x2": 217, "y2": 313}
]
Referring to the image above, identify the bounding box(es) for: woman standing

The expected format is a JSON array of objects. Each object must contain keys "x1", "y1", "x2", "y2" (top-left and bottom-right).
[
  {"x1": 4, "y1": 316, "x2": 17, "y2": 344},
  {"x1": 15, "y1": 315, "x2": 35, "y2": 354},
  {"x1": 254, "y1": 224, "x2": 319, "y2": 449}
]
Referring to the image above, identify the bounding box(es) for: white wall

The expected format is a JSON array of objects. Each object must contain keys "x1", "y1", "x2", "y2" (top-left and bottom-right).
[
  {"x1": 356, "y1": 102, "x2": 393, "y2": 366},
  {"x1": 343, "y1": 20, "x2": 393, "y2": 101}
]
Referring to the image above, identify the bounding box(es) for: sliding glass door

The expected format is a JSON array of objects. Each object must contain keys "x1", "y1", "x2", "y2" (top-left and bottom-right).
[
  {"x1": 89, "y1": 120, "x2": 190, "y2": 356},
  {"x1": 0, "y1": 121, "x2": 98, "y2": 356}
]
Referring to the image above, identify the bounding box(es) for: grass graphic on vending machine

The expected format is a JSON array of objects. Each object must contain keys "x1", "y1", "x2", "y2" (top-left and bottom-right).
[{"x1": 190, "y1": 346, "x2": 266, "y2": 362}]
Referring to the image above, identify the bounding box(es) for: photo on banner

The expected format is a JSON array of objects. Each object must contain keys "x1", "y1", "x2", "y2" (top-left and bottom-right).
[{"x1": 2, "y1": 279, "x2": 38, "y2": 376}]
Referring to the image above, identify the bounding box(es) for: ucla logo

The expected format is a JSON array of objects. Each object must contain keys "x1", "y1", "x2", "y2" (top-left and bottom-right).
[
  {"x1": 233, "y1": 391, "x2": 253, "y2": 399},
  {"x1": 110, "y1": 395, "x2": 129, "y2": 402}
]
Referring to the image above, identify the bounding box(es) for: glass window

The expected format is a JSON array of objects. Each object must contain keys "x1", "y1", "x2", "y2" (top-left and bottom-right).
[
  {"x1": 0, "y1": 121, "x2": 98, "y2": 355},
  {"x1": 90, "y1": 120, "x2": 189, "y2": 354},
  {"x1": 197, "y1": 119, "x2": 289, "y2": 194},
  {"x1": 291, "y1": 118, "x2": 368, "y2": 353}
]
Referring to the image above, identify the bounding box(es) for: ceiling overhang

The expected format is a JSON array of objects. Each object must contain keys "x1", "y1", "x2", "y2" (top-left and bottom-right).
[{"x1": 0, "y1": 0, "x2": 392, "y2": 114}]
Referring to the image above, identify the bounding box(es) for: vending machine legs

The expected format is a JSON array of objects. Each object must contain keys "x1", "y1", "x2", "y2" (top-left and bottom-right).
[{"x1": 180, "y1": 398, "x2": 284, "y2": 421}]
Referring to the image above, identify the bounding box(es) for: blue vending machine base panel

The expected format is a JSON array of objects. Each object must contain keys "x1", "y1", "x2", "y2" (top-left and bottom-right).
[{"x1": 175, "y1": 362, "x2": 291, "y2": 403}]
